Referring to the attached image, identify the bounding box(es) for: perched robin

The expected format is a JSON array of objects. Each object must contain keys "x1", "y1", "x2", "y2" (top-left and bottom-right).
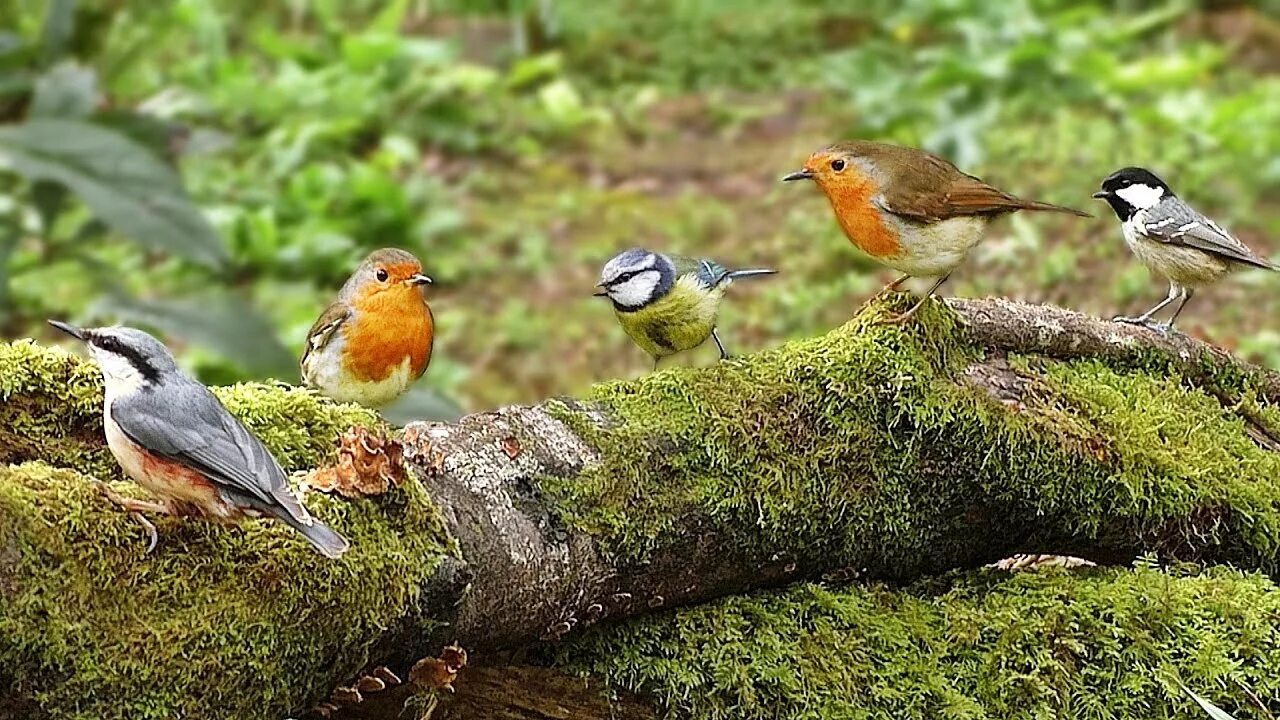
[
  {"x1": 783, "y1": 141, "x2": 1090, "y2": 322},
  {"x1": 595, "y1": 248, "x2": 775, "y2": 368},
  {"x1": 1094, "y1": 167, "x2": 1276, "y2": 333},
  {"x1": 48, "y1": 320, "x2": 349, "y2": 557},
  {"x1": 301, "y1": 248, "x2": 434, "y2": 408}
]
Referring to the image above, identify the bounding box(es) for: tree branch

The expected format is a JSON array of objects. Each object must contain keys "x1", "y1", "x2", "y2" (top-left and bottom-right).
[{"x1": 3, "y1": 296, "x2": 1280, "y2": 720}]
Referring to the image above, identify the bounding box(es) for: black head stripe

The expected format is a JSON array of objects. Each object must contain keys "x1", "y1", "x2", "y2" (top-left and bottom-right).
[{"x1": 93, "y1": 334, "x2": 161, "y2": 383}]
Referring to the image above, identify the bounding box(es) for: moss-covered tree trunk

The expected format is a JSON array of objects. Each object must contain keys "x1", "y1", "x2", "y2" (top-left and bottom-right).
[{"x1": 3, "y1": 297, "x2": 1280, "y2": 720}]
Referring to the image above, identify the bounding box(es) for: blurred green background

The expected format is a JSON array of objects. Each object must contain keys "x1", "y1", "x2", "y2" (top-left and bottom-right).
[{"x1": 1, "y1": 0, "x2": 1278, "y2": 420}]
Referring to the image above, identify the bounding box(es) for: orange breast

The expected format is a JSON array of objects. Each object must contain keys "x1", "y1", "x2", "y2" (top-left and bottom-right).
[
  {"x1": 342, "y1": 289, "x2": 434, "y2": 383},
  {"x1": 823, "y1": 180, "x2": 902, "y2": 259}
]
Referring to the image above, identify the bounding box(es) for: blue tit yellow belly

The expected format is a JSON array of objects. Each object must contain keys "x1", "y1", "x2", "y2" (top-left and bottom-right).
[{"x1": 615, "y1": 275, "x2": 726, "y2": 359}]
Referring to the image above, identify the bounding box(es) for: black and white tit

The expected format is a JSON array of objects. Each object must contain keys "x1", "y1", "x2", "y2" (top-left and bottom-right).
[
  {"x1": 594, "y1": 248, "x2": 775, "y2": 367},
  {"x1": 1093, "y1": 167, "x2": 1275, "y2": 332}
]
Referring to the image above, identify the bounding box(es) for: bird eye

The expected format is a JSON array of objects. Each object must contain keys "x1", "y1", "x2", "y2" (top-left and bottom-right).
[
  {"x1": 830, "y1": 159, "x2": 846, "y2": 172},
  {"x1": 375, "y1": 268, "x2": 389, "y2": 282}
]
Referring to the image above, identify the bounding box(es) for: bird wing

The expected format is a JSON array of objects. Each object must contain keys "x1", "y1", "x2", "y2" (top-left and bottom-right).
[
  {"x1": 1141, "y1": 200, "x2": 1274, "y2": 270},
  {"x1": 111, "y1": 382, "x2": 311, "y2": 524},
  {"x1": 671, "y1": 255, "x2": 731, "y2": 289},
  {"x1": 877, "y1": 151, "x2": 1088, "y2": 221},
  {"x1": 299, "y1": 301, "x2": 351, "y2": 370}
]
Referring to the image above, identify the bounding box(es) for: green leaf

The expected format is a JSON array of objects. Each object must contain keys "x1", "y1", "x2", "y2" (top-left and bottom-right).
[
  {"x1": 1179, "y1": 682, "x2": 1238, "y2": 720},
  {"x1": 39, "y1": 0, "x2": 77, "y2": 65},
  {"x1": 0, "y1": 118, "x2": 226, "y2": 267},
  {"x1": 30, "y1": 61, "x2": 98, "y2": 118},
  {"x1": 90, "y1": 291, "x2": 295, "y2": 378},
  {"x1": 30, "y1": 180, "x2": 67, "y2": 232}
]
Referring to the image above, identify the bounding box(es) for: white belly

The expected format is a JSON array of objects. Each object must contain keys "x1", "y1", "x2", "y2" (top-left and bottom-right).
[
  {"x1": 104, "y1": 409, "x2": 150, "y2": 486},
  {"x1": 1123, "y1": 222, "x2": 1228, "y2": 288},
  {"x1": 304, "y1": 334, "x2": 416, "y2": 408},
  {"x1": 887, "y1": 215, "x2": 987, "y2": 277}
]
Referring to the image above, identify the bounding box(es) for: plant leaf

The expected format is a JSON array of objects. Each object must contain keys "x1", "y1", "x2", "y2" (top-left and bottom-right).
[
  {"x1": 30, "y1": 61, "x2": 99, "y2": 118},
  {"x1": 1179, "y1": 682, "x2": 1239, "y2": 720},
  {"x1": 90, "y1": 291, "x2": 295, "y2": 378},
  {"x1": 39, "y1": 0, "x2": 77, "y2": 65},
  {"x1": 0, "y1": 118, "x2": 226, "y2": 267}
]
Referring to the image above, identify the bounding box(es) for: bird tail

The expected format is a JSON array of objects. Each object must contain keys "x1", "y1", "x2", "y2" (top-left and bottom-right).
[
  {"x1": 281, "y1": 514, "x2": 350, "y2": 559},
  {"x1": 727, "y1": 268, "x2": 777, "y2": 281},
  {"x1": 1016, "y1": 198, "x2": 1092, "y2": 218}
]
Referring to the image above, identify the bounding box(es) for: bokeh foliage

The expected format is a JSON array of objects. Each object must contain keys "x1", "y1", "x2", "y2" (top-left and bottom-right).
[{"x1": 0, "y1": 0, "x2": 1276, "y2": 416}]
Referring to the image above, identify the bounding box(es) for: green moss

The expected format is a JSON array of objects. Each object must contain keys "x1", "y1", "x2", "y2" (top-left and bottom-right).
[
  {"x1": 0, "y1": 342, "x2": 451, "y2": 720},
  {"x1": 557, "y1": 564, "x2": 1280, "y2": 719},
  {"x1": 540, "y1": 297, "x2": 1280, "y2": 575},
  {"x1": 1033, "y1": 357, "x2": 1280, "y2": 567}
]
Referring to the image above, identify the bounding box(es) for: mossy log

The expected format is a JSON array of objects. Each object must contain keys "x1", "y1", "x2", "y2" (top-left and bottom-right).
[{"x1": 3, "y1": 296, "x2": 1280, "y2": 720}]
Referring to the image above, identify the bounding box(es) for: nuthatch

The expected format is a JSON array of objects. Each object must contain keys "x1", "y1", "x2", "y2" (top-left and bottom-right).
[{"x1": 49, "y1": 320, "x2": 349, "y2": 557}]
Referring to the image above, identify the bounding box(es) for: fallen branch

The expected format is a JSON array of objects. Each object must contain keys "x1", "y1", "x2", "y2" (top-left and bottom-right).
[{"x1": 3, "y1": 296, "x2": 1280, "y2": 720}]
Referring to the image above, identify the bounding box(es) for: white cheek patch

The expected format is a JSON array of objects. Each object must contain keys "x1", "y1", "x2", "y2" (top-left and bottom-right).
[
  {"x1": 91, "y1": 347, "x2": 145, "y2": 400},
  {"x1": 1115, "y1": 183, "x2": 1164, "y2": 210},
  {"x1": 609, "y1": 271, "x2": 661, "y2": 307}
]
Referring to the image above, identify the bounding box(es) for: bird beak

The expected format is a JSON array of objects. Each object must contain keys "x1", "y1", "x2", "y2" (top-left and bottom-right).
[
  {"x1": 593, "y1": 283, "x2": 608, "y2": 298},
  {"x1": 1091, "y1": 191, "x2": 1109, "y2": 199},
  {"x1": 48, "y1": 319, "x2": 86, "y2": 341},
  {"x1": 406, "y1": 273, "x2": 433, "y2": 286},
  {"x1": 782, "y1": 169, "x2": 813, "y2": 182}
]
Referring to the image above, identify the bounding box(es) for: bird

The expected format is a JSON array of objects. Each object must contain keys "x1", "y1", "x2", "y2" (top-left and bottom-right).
[
  {"x1": 782, "y1": 141, "x2": 1090, "y2": 323},
  {"x1": 301, "y1": 248, "x2": 434, "y2": 408},
  {"x1": 1093, "y1": 166, "x2": 1275, "y2": 333},
  {"x1": 47, "y1": 320, "x2": 349, "y2": 558},
  {"x1": 595, "y1": 248, "x2": 775, "y2": 368}
]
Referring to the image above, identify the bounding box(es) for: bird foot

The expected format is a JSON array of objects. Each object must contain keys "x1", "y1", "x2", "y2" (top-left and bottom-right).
[
  {"x1": 94, "y1": 480, "x2": 165, "y2": 553},
  {"x1": 1111, "y1": 316, "x2": 1172, "y2": 335},
  {"x1": 874, "y1": 310, "x2": 919, "y2": 326}
]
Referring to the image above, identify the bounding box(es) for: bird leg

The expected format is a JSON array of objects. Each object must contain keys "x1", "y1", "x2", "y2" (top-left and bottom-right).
[
  {"x1": 876, "y1": 274, "x2": 950, "y2": 325},
  {"x1": 1160, "y1": 287, "x2": 1194, "y2": 334},
  {"x1": 711, "y1": 329, "x2": 731, "y2": 360},
  {"x1": 1116, "y1": 281, "x2": 1172, "y2": 326},
  {"x1": 95, "y1": 481, "x2": 170, "y2": 553},
  {"x1": 872, "y1": 274, "x2": 912, "y2": 299}
]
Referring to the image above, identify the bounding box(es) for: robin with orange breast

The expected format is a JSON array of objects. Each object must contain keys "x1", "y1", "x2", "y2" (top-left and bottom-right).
[
  {"x1": 783, "y1": 141, "x2": 1090, "y2": 322},
  {"x1": 302, "y1": 248, "x2": 435, "y2": 408}
]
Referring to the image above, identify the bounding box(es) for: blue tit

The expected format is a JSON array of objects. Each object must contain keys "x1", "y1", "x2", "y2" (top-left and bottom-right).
[{"x1": 595, "y1": 248, "x2": 776, "y2": 368}]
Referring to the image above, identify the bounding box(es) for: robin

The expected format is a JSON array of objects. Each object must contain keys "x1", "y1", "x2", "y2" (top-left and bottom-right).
[
  {"x1": 48, "y1": 320, "x2": 349, "y2": 557},
  {"x1": 783, "y1": 141, "x2": 1090, "y2": 322},
  {"x1": 1094, "y1": 166, "x2": 1276, "y2": 333},
  {"x1": 595, "y1": 248, "x2": 775, "y2": 368},
  {"x1": 301, "y1": 248, "x2": 434, "y2": 408}
]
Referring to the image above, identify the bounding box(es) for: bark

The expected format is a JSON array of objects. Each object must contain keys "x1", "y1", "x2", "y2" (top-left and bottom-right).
[{"x1": 3, "y1": 297, "x2": 1280, "y2": 720}]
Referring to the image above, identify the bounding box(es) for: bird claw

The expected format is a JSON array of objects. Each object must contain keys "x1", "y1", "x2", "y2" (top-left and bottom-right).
[
  {"x1": 93, "y1": 479, "x2": 162, "y2": 553},
  {"x1": 874, "y1": 310, "x2": 918, "y2": 326},
  {"x1": 133, "y1": 512, "x2": 159, "y2": 554},
  {"x1": 1111, "y1": 316, "x2": 1173, "y2": 335}
]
